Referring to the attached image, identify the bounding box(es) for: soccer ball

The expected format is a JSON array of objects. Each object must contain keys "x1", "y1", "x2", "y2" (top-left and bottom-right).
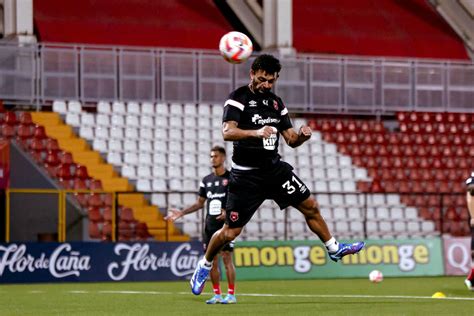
[
  {"x1": 219, "y1": 31, "x2": 253, "y2": 64},
  {"x1": 369, "y1": 270, "x2": 383, "y2": 283}
]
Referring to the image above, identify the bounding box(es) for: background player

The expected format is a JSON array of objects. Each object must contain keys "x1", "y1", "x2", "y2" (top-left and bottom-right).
[
  {"x1": 165, "y1": 146, "x2": 237, "y2": 304},
  {"x1": 464, "y1": 171, "x2": 474, "y2": 290}
]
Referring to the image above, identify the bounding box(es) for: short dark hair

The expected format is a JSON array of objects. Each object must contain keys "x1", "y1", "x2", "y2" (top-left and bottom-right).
[
  {"x1": 211, "y1": 145, "x2": 226, "y2": 156},
  {"x1": 251, "y1": 54, "x2": 281, "y2": 75}
]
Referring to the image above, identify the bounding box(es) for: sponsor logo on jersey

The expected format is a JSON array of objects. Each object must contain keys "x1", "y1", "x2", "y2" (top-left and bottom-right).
[
  {"x1": 230, "y1": 211, "x2": 239, "y2": 222},
  {"x1": 249, "y1": 100, "x2": 257, "y2": 107},
  {"x1": 263, "y1": 134, "x2": 277, "y2": 150},
  {"x1": 251, "y1": 114, "x2": 280, "y2": 125},
  {"x1": 206, "y1": 192, "x2": 226, "y2": 199}
]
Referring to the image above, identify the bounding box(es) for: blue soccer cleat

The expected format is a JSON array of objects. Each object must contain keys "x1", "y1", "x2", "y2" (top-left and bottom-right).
[
  {"x1": 206, "y1": 294, "x2": 223, "y2": 304},
  {"x1": 221, "y1": 294, "x2": 237, "y2": 304},
  {"x1": 190, "y1": 259, "x2": 211, "y2": 295},
  {"x1": 329, "y1": 241, "x2": 365, "y2": 262}
]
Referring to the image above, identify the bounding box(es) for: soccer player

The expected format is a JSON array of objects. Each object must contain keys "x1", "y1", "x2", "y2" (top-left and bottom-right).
[
  {"x1": 464, "y1": 171, "x2": 474, "y2": 290},
  {"x1": 190, "y1": 54, "x2": 365, "y2": 296},
  {"x1": 165, "y1": 146, "x2": 237, "y2": 304}
]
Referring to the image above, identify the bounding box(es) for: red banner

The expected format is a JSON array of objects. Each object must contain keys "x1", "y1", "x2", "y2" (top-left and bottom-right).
[{"x1": 442, "y1": 236, "x2": 471, "y2": 276}]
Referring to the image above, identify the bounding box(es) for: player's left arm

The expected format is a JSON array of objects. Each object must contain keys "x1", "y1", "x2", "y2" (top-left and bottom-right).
[{"x1": 281, "y1": 125, "x2": 312, "y2": 148}]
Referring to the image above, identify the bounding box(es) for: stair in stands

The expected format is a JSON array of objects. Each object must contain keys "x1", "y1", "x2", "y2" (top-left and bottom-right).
[{"x1": 30, "y1": 111, "x2": 189, "y2": 242}]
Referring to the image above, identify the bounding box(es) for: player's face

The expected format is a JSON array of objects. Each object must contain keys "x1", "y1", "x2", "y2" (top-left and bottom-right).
[
  {"x1": 250, "y1": 69, "x2": 278, "y2": 93},
  {"x1": 210, "y1": 151, "x2": 225, "y2": 168}
]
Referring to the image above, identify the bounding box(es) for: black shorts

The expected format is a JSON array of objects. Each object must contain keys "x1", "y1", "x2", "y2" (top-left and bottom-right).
[
  {"x1": 225, "y1": 160, "x2": 311, "y2": 228},
  {"x1": 203, "y1": 224, "x2": 234, "y2": 252}
]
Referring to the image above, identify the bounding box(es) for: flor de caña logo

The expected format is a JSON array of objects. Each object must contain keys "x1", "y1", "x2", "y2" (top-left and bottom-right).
[
  {"x1": 107, "y1": 243, "x2": 200, "y2": 281},
  {"x1": 0, "y1": 243, "x2": 91, "y2": 278},
  {"x1": 0, "y1": 242, "x2": 202, "y2": 282}
]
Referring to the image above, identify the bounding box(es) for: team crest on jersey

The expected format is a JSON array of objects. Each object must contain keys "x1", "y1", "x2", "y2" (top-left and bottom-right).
[
  {"x1": 222, "y1": 179, "x2": 228, "y2": 186},
  {"x1": 273, "y1": 100, "x2": 278, "y2": 110},
  {"x1": 230, "y1": 211, "x2": 239, "y2": 222}
]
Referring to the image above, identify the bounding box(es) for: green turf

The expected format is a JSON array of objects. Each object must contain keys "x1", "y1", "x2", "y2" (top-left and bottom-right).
[{"x1": 0, "y1": 277, "x2": 473, "y2": 315}]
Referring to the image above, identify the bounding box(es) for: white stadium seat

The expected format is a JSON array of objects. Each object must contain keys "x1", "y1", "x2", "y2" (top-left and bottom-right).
[
  {"x1": 95, "y1": 127, "x2": 109, "y2": 139},
  {"x1": 121, "y1": 165, "x2": 136, "y2": 179},
  {"x1": 111, "y1": 114, "x2": 125, "y2": 126},
  {"x1": 125, "y1": 127, "x2": 139, "y2": 139},
  {"x1": 169, "y1": 103, "x2": 183, "y2": 116},
  {"x1": 97, "y1": 101, "x2": 111, "y2": 113},
  {"x1": 81, "y1": 113, "x2": 95, "y2": 126},
  {"x1": 68, "y1": 101, "x2": 82, "y2": 113},
  {"x1": 123, "y1": 152, "x2": 138, "y2": 165},
  {"x1": 155, "y1": 103, "x2": 169, "y2": 116},
  {"x1": 112, "y1": 101, "x2": 126, "y2": 114},
  {"x1": 52, "y1": 100, "x2": 67, "y2": 114},
  {"x1": 140, "y1": 116, "x2": 154, "y2": 128},
  {"x1": 79, "y1": 126, "x2": 94, "y2": 139},
  {"x1": 110, "y1": 127, "x2": 124, "y2": 139},
  {"x1": 92, "y1": 139, "x2": 107, "y2": 152},
  {"x1": 65, "y1": 113, "x2": 80, "y2": 126},
  {"x1": 107, "y1": 152, "x2": 122, "y2": 165},
  {"x1": 96, "y1": 114, "x2": 110, "y2": 126},
  {"x1": 125, "y1": 114, "x2": 140, "y2": 127},
  {"x1": 136, "y1": 179, "x2": 151, "y2": 192},
  {"x1": 127, "y1": 102, "x2": 141, "y2": 114}
]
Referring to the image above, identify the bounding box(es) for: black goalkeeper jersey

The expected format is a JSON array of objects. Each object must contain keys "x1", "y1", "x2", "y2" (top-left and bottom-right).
[
  {"x1": 222, "y1": 85, "x2": 293, "y2": 168},
  {"x1": 198, "y1": 170, "x2": 230, "y2": 231}
]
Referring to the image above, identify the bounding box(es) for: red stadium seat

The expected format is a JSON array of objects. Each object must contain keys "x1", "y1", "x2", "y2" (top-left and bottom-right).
[
  {"x1": 88, "y1": 207, "x2": 104, "y2": 223},
  {"x1": 73, "y1": 178, "x2": 89, "y2": 207},
  {"x1": 103, "y1": 207, "x2": 113, "y2": 222},
  {"x1": 18, "y1": 112, "x2": 33, "y2": 125},
  {"x1": 88, "y1": 222, "x2": 101, "y2": 239},
  {"x1": 136, "y1": 222, "x2": 152, "y2": 240},
  {"x1": 75, "y1": 165, "x2": 90, "y2": 180},
  {"x1": 16, "y1": 124, "x2": 33, "y2": 144},
  {"x1": 33, "y1": 125, "x2": 47, "y2": 139},
  {"x1": 90, "y1": 179, "x2": 103, "y2": 191},
  {"x1": 120, "y1": 208, "x2": 135, "y2": 222},
  {"x1": 45, "y1": 138, "x2": 60, "y2": 152},
  {"x1": 88, "y1": 193, "x2": 104, "y2": 208},
  {"x1": 1, "y1": 124, "x2": 16, "y2": 139},
  {"x1": 3, "y1": 112, "x2": 17, "y2": 125}
]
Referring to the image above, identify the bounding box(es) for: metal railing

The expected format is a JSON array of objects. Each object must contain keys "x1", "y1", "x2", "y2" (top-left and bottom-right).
[{"x1": 0, "y1": 42, "x2": 472, "y2": 114}]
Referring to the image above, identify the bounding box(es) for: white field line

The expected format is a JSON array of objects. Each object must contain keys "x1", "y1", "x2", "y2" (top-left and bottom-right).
[{"x1": 63, "y1": 290, "x2": 474, "y2": 302}]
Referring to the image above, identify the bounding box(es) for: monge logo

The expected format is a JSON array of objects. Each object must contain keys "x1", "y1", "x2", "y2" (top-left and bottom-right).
[{"x1": 107, "y1": 243, "x2": 200, "y2": 281}]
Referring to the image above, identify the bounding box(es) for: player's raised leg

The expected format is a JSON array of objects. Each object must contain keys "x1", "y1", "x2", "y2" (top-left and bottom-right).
[{"x1": 296, "y1": 196, "x2": 365, "y2": 262}]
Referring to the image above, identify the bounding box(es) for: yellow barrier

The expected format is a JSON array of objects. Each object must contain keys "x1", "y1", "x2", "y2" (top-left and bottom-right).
[{"x1": 6, "y1": 189, "x2": 117, "y2": 242}]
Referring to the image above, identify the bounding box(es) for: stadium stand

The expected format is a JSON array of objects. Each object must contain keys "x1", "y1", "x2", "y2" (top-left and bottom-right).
[
  {"x1": 293, "y1": 0, "x2": 469, "y2": 59},
  {"x1": 309, "y1": 112, "x2": 473, "y2": 238},
  {"x1": 2, "y1": 0, "x2": 470, "y2": 245},
  {"x1": 34, "y1": 1, "x2": 232, "y2": 49},
  {"x1": 0, "y1": 110, "x2": 189, "y2": 242},
  {"x1": 49, "y1": 100, "x2": 467, "y2": 241}
]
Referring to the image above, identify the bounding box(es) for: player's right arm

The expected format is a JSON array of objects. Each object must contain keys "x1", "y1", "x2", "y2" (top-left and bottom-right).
[
  {"x1": 165, "y1": 196, "x2": 206, "y2": 222},
  {"x1": 467, "y1": 185, "x2": 474, "y2": 227},
  {"x1": 223, "y1": 121, "x2": 276, "y2": 141},
  {"x1": 466, "y1": 173, "x2": 474, "y2": 227}
]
